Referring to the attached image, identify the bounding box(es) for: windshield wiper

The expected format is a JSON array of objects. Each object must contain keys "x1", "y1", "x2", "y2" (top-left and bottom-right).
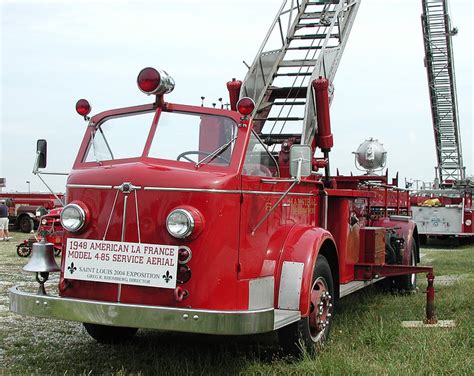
[{"x1": 195, "y1": 136, "x2": 237, "y2": 169}]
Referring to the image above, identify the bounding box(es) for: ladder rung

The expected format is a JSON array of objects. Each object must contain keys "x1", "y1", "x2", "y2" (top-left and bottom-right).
[
  {"x1": 293, "y1": 34, "x2": 339, "y2": 40},
  {"x1": 273, "y1": 100, "x2": 306, "y2": 106},
  {"x1": 270, "y1": 87, "x2": 307, "y2": 99},
  {"x1": 275, "y1": 72, "x2": 313, "y2": 77},
  {"x1": 287, "y1": 45, "x2": 323, "y2": 51},
  {"x1": 279, "y1": 59, "x2": 318, "y2": 67},
  {"x1": 296, "y1": 21, "x2": 338, "y2": 29}
]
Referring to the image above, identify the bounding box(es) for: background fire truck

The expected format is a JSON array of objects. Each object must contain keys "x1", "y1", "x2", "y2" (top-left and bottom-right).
[
  {"x1": 409, "y1": 0, "x2": 472, "y2": 241},
  {"x1": 0, "y1": 192, "x2": 63, "y2": 233},
  {"x1": 10, "y1": 0, "x2": 438, "y2": 355}
]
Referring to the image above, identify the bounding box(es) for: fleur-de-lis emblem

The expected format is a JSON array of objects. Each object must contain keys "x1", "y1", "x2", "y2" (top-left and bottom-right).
[
  {"x1": 163, "y1": 270, "x2": 172, "y2": 283},
  {"x1": 68, "y1": 262, "x2": 77, "y2": 274}
]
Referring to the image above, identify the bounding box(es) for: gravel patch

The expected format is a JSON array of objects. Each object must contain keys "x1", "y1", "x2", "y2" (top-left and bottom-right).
[{"x1": 435, "y1": 274, "x2": 468, "y2": 286}]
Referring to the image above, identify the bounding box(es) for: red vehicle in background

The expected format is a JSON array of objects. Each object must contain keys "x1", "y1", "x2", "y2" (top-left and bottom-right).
[
  {"x1": 0, "y1": 193, "x2": 63, "y2": 233},
  {"x1": 16, "y1": 208, "x2": 64, "y2": 257}
]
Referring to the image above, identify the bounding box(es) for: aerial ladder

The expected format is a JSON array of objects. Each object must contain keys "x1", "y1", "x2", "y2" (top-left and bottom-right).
[
  {"x1": 421, "y1": 0, "x2": 465, "y2": 186},
  {"x1": 239, "y1": 0, "x2": 360, "y2": 175}
]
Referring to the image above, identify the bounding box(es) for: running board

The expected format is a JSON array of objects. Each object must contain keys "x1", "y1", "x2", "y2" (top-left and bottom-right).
[
  {"x1": 339, "y1": 279, "x2": 385, "y2": 298},
  {"x1": 274, "y1": 309, "x2": 301, "y2": 330}
]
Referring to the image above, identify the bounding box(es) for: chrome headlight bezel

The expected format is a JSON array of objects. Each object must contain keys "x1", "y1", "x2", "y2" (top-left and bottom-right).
[
  {"x1": 166, "y1": 209, "x2": 195, "y2": 239},
  {"x1": 60, "y1": 203, "x2": 86, "y2": 232}
]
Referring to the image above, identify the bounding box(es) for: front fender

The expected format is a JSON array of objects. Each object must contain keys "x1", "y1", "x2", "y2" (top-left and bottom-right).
[{"x1": 275, "y1": 225, "x2": 336, "y2": 317}]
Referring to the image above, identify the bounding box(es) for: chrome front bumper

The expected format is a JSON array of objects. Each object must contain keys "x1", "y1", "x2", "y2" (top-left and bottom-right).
[{"x1": 9, "y1": 286, "x2": 299, "y2": 335}]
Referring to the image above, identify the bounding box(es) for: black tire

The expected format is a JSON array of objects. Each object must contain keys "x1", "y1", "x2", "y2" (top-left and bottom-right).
[
  {"x1": 419, "y1": 235, "x2": 427, "y2": 246},
  {"x1": 16, "y1": 245, "x2": 32, "y2": 257},
  {"x1": 83, "y1": 323, "x2": 138, "y2": 344},
  {"x1": 278, "y1": 255, "x2": 334, "y2": 356},
  {"x1": 19, "y1": 216, "x2": 34, "y2": 233},
  {"x1": 394, "y1": 238, "x2": 417, "y2": 291}
]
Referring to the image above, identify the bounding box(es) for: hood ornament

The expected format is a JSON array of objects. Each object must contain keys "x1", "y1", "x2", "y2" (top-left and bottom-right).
[{"x1": 115, "y1": 182, "x2": 141, "y2": 194}]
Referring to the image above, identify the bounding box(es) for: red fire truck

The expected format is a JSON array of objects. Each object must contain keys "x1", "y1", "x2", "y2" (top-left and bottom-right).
[
  {"x1": 9, "y1": 0, "x2": 435, "y2": 354},
  {"x1": 0, "y1": 192, "x2": 63, "y2": 232}
]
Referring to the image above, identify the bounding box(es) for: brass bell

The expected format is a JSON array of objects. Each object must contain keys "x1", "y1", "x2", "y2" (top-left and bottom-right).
[{"x1": 23, "y1": 238, "x2": 60, "y2": 273}]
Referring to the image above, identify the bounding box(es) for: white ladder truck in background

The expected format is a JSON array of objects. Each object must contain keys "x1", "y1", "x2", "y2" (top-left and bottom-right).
[
  {"x1": 237, "y1": 0, "x2": 360, "y2": 181},
  {"x1": 411, "y1": 0, "x2": 473, "y2": 241}
]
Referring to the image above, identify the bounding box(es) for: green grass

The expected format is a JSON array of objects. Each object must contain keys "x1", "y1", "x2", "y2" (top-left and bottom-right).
[{"x1": 1, "y1": 232, "x2": 473, "y2": 375}]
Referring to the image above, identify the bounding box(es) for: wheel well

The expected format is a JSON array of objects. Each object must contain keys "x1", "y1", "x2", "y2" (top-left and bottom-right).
[{"x1": 318, "y1": 240, "x2": 339, "y2": 300}]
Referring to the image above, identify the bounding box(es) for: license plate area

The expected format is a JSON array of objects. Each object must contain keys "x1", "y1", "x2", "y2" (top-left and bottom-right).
[{"x1": 64, "y1": 238, "x2": 178, "y2": 288}]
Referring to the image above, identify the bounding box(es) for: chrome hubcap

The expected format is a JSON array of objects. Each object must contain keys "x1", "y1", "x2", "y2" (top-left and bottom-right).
[{"x1": 309, "y1": 277, "x2": 332, "y2": 341}]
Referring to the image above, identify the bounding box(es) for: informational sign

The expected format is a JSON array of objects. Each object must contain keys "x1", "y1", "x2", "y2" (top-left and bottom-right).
[{"x1": 64, "y1": 238, "x2": 178, "y2": 288}]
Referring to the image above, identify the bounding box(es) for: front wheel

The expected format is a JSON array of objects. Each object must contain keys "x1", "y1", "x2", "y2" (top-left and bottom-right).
[
  {"x1": 16, "y1": 245, "x2": 31, "y2": 257},
  {"x1": 83, "y1": 323, "x2": 138, "y2": 344},
  {"x1": 278, "y1": 255, "x2": 334, "y2": 355}
]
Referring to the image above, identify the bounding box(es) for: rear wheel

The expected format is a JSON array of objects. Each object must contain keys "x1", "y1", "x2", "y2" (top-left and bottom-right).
[
  {"x1": 419, "y1": 235, "x2": 427, "y2": 245},
  {"x1": 394, "y1": 238, "x2": 417, "y2": 291},
  {"x1": 278, "y1": 255, "x2": 334, "y2": 355},
  {"x1": 19, "y1": 216, "x2": 34, "y2": 233},
  {"x1": 83, "y1": 323, "x2": 138, "y2": 344}
]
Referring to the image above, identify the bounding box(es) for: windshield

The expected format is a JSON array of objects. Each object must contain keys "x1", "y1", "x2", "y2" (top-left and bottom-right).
[
  {"x1": 148, "y1": 111, "x2": 237, "y2": 167},
  {"x1": 84, "y1": 111, "x2": 155, "y2": 162},
  {"x1": 83, "y1": 110, "x2": 238, "y2": 167}
]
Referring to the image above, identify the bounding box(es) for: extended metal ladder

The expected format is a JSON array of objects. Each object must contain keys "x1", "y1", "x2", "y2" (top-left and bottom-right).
[
  {"x1": 421, "y1": 0, "x2": 464, "y2": 184},
  {"x1": 240, "y1": 0, "x2": 360, "y2": 146}
]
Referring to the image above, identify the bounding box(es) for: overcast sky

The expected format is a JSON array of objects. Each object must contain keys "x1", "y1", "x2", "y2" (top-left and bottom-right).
[{"x1": 1, "y1": 0, "x2": 472, "y2": 193}]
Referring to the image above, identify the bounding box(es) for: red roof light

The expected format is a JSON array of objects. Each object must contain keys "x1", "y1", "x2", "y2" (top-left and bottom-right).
[
  {"x1": 137, "y1": 67, "x2": 161, "y2": 94},
  {"x1": 137, "y1": 67, "x2": 175, "y2": 96},
  {"x1": 237, "y1": 97, "x2": 255, "y2": 116},
  {"x1": 75, "y1": 99, "x2": 91, "y2": 117}
]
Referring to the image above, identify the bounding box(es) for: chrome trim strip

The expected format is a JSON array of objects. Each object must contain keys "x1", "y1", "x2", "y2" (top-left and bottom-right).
[
  {"x1": 67, "y1": 184, "x2": 113, "y2": 189},
  {"x1": 145, "y1": 186, "x2": 313, "y2": 196},
  {"x1": 144, "y1": 187, "x2": 241, "y2": 194},
  {"x1": 339, "y1": 278, "x2": 386, "y2": 298},
  {"x1": 9, "y1": 286, "x2": 275, "y2": 335},
  {"x1": 67, "y1": 184, "x2": 313, "y2": 196}
]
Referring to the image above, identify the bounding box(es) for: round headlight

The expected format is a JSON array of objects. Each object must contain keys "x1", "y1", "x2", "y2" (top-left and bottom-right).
[
  {"x1": 166, "y1": 209, "x2": 194, "y2": 239},
  {"x1": 61, "y1": 204, "x2": 86, "y2": 232}
]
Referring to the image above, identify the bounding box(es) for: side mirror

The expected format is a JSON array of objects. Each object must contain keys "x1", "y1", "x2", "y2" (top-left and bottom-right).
[
  {"x1": 290, "y1": 145, "x2": 312, "y2": 180},
  {"x1": 36, "y1": 139, "x2": 47, "y2": 169}
]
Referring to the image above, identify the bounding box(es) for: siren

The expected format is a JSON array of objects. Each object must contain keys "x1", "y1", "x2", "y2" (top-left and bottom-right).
[{"x1": 137, "y1": 67, "x2": 175, "y2": 96}]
